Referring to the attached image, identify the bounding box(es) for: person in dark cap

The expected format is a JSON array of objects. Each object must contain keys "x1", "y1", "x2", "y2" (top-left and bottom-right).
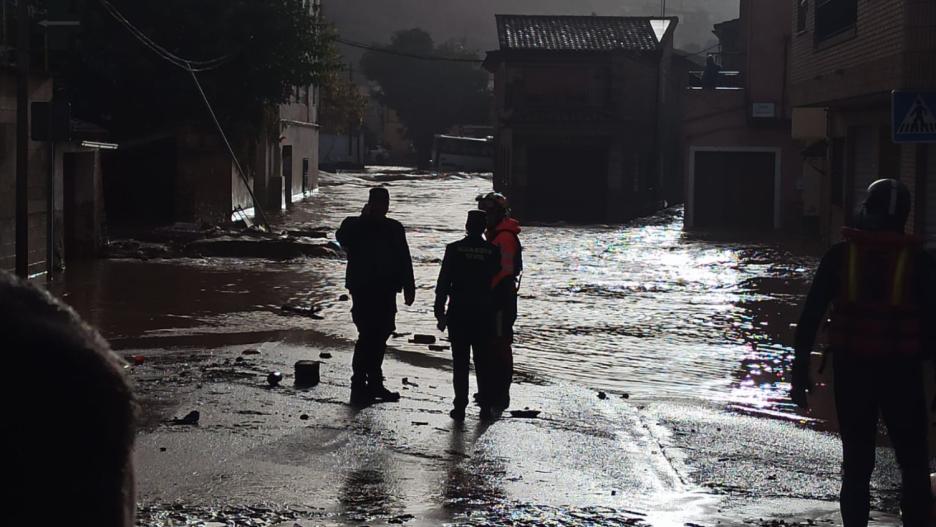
[
  {"x1": 0, "y1": 270, "x2": 137, "y2": 527},
  {"x1": 435, "y1": 210, "x2": 501, "y2": 420},
  {"x1": 791, "y1": 179, "x2": 936, "y2": 526},
  {"x1": 336, "y1": 187, "x2": 416, "y2": 405}
]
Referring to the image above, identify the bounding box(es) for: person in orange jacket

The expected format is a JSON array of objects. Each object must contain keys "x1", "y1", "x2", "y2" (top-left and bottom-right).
[
  {"x1": 792, "y1": 179, "x2": 936, "y2": 526},
  {"x1": 476, "y1": 192, "x2": 523, "y2": 411}
]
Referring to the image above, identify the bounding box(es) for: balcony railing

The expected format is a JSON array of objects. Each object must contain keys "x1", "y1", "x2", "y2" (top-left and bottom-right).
[{"x1": 687, "y1": 70, "x2": 744, "y2": 90}]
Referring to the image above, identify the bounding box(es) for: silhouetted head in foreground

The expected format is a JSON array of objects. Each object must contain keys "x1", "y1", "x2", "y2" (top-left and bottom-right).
[
  {"x1": 466, "y1": 210, "x2": 487, "y2": 237},
  {"x1": 856, "y1": 178, "x2": 911, "y2": 232},
  {"x1": 476, "y1": 192, "x2": 509, "y2": 229},
  {"x1": 0, "y1": 271, "x2": 136, "y2": 527},
  {"x1": 368, "y1": 187, "x2": 391, "y2": 218}
]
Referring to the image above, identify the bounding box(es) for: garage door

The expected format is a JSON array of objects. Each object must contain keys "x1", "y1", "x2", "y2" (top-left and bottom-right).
[{"x1": 693, "y1": 150, "x2": 776, "y2": 230}]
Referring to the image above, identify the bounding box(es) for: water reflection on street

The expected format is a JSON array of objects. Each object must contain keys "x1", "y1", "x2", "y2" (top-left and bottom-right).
[{"x1": 58, "y1": 168, "x2": 821, "y2": 422}]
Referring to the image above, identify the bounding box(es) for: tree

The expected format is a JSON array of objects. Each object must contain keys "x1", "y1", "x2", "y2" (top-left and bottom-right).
[
  {"x1": 63, "y1": 0, "x2": 339, "y2": 139},
  {"x1": 317, "y1": 24, "x2": 368, "y2": 135},
  {"x1": 360, "y1": 29, "x2": 490, "y2": 167}
]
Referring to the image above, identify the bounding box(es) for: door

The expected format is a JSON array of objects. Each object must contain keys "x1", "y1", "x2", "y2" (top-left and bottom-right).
[
  {"x1": 63, "y1": 152, "x2": 98, "y2": 260},
  {"x1": 527, "y1": 145, "x2": 608, "y2": 222},
  {"x1": 282, "y1": 145, "x2": 293, "y2": 207},
  {"x1": 693, "y1": 150, "x2": 776, "y2": 230}
]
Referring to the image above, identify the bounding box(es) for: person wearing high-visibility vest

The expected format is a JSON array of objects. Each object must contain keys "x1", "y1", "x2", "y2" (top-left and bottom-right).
[
  {"x1": 792, "y1": 179, "x2": 936, "y2": 526},
  {"x1": 476, "y1": 192, "x2": 523, "y2": 412}
]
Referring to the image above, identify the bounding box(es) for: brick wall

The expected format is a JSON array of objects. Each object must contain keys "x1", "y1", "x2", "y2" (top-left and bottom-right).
[{"x1": 791, "y1": 0, "x2": 907, "y2": 106}]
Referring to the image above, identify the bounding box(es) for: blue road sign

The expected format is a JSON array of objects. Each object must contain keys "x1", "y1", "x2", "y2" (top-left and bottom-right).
[{"x1": 893, "y1": 91, "x2": 936, "y2": 143}]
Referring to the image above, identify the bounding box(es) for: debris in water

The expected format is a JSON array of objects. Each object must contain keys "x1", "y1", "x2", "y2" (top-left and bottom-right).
[
  {"x1": 319, "y1": 352, "x2": 332, "y2": 359},
  {"x1": 412, "y1": 421, "x2": 429, "y2": 426},
  {"x1": 410, "y1": 334, "x2": 436, "y2": 345},
  {"x1": 267, "y1": 372, "x2": 284, "y2": 387},
  {"x1": 402, "y1": 378, "x2": 419, "y2": 387},
  {"x1": 131, "y1": 355, "x2": 146, "y2": 365},
  {"x1": 242, "y1": 349, "x2": 261, "y2": 355},
  {"x1": 622, "y1": 393, "x2": 630, "y2": 399},
  {"x1": 300, "y1": 414, "x2": 309, "y2": 420},
  {"x1": 339, "y1": 294, "x2": 349, "y2": 301},
  {"x1": 598, "y1": 392, "x2": 608, "y2": 400},
  {"x1": 294, "y1": 361, "x2": 320, "y2": 387},
  {"x1": 510, "y1": 409, "x2": 541, "y2": 418},
  {"x1": 172, "y1": 411, "x2": 200, "y2": 426},
  {"x1": 428, "y1": 344, "x2": 449, "y2": 352},
  {"x1": 281, "y1": 304, "x2": 324, "y2": 319}
]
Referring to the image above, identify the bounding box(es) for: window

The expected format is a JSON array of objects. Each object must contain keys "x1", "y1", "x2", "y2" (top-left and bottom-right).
[
  {"x1": 797, "y1": 0, "x2": 808, "y2": 32},
  {"x1": 815, "y1": 0, "x2": 857, "y2": 42}
]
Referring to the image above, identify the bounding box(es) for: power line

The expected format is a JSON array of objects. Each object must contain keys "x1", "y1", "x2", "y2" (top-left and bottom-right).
[
  {"x1": 99, "y1": 0, "x2": 234, "y2": 71},
  {"x1": 98, "y1": 0, "x2": 271, "y2": 231},
  {"x1": 336, "y1": 38, "x2": 484, "y2": 64}
]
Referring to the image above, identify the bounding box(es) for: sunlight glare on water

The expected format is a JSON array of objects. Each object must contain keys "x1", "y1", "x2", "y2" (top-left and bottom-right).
[{"x1": 282, "y1": 169, "x2": 817, "y2": 419}]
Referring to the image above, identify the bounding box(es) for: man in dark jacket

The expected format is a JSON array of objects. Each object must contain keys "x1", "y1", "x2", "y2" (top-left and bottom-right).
[
  {"x1": 435, "y1": 210, "x2": 501, "y2": 421},
  {"x1": 336, "y1": 187, "x2": 416, "y2": 405},
  {"x1": 791, "y1": 179, "x2": 936, "y2": 526}
]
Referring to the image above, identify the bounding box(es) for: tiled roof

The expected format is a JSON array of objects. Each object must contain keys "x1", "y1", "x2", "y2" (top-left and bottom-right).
[{"x1": 496, "y1": 15, "x2": 672, "y2": 52}]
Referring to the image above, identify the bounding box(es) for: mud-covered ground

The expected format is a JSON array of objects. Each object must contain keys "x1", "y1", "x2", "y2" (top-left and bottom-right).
[{"x1": 55, "y1": 169, "x2": 921, "y2": 526}]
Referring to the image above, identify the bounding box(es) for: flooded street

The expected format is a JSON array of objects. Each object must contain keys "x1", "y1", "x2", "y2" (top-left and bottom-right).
[
  {"x1": 54, "y1": 168, "x2": 918, "y2": 526},
  {"x1": 62, "y1": 168, "x2": 819, "y2": 418}
]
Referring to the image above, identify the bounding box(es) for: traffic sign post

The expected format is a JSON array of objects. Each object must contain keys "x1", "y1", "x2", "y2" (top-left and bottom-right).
[{"x1": 893, "y1": 91, "x2": 936, "y2": 144}]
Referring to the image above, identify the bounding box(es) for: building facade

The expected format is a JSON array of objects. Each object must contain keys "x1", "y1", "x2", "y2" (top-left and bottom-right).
[
  {"x1": 484, "y1": 15, "x2": 681, "y2": 223},
  {"x1": 790, "y1": 0, "x2": 936, "y2": 245},
  {"x1": 683, "y1": 0, "x2": 803, "y2": 232}
]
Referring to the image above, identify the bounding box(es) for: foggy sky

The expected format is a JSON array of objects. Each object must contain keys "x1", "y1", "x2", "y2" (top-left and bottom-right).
[{"x1": 323, "y1": 0, "x2": 739, "y2": 58}]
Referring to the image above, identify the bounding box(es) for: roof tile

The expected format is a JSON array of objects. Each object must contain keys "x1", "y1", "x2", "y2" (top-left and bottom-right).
[{"x1": 496, "y1": 15, "x2": 669, "y2": 52}]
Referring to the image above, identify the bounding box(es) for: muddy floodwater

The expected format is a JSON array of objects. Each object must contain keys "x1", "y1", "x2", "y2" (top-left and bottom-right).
[{"x1": 57, "y1": 168, "x2": 821, "y2": 422}]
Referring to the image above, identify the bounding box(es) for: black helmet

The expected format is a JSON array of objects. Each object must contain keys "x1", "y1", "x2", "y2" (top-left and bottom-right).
[
  {"x1": 857, "y1": 179, "x2": 911, "y2": 231},
  {"x1": 476, "y1": 192, "x2": 510, "y2": 215}
]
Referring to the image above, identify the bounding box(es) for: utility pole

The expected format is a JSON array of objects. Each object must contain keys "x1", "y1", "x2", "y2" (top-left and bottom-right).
[
  {"x1": 347, "y1": 63, "x2": 354, "y2": 160},
  {"x1": 15, "y1": 0, "x2": 30, "y2": 277},
  {"x1": 661, "y1": 0, "x2": 666, "y2": 17}
]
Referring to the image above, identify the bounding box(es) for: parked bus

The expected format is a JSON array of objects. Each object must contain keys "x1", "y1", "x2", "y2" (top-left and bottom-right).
[{"x1": 431, "y1": 135, "x2": 494, "y2": 172}]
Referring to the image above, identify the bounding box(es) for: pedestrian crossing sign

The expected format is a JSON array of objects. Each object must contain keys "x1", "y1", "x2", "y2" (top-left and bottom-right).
[{"x1": 893, "y1": 91, "x2": 936, "y2": 143}]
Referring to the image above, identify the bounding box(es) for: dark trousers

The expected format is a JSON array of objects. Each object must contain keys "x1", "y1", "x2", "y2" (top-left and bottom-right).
[
  {"x1": 487, "y1": 298, "x2": 517, "y2": 408},
  {"x1": 833, "y1": 355, "x2": 932, "y2": 527},
  {"x1": 350, "y1": 290, "x2": 397, "y2": 389},
  {"x1": 451, "y1": 331, "x2": 488, "y2": 410}
]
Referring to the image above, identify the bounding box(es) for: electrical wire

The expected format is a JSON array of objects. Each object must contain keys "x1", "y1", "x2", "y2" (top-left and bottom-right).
[
  {"x1": 336, "y1": 38, "x2": 484, "y2": 63},
  {"x1": 188, "y1": 68, "x2": 272, "y2": 230},
  {"x1": 99, "y1": 0, "x2": 234, "y2": 71},
  {"x1": 99, "y1": 0, "x2": 272, "y2": 231}
]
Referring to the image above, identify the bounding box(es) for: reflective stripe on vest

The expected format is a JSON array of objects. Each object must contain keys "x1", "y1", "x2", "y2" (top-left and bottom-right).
[{"x1": 831, "y1": 239, "x2": 922, "y2": 357}]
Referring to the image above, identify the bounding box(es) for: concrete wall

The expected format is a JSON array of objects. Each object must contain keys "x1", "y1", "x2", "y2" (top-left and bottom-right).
[
  {"x1": 320, "y1": 132, "x2": 364, "y2": 168},
  {"x1": 0, "y1": 73, "x2": 55, "y2": 275},
  {"x1": 57, "y1": 145, "x2": 106, "y2": 260},
  {"x1": 176, "y1": 126, "x2": 235, "y2": 225},
  {"x1": 742, "y1": 0, "x2": 793, "y2": 118},
  {"x1": 281, "y1": 87, "x2": 320, "y2": 205}
]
